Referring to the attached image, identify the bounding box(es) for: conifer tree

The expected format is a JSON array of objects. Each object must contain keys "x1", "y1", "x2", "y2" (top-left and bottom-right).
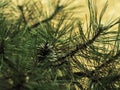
[{"x1": 0, "y1": 0, "x2": 120, "y2": 90}]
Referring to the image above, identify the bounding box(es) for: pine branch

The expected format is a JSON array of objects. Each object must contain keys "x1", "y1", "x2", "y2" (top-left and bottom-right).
[
  {"x1": 53, "y1": 26, "x2": 104, "y2": 66},
  {"x1": 18, "y1": 6, "x2": 28, "y2": 25},
  {"x1": 95, "y1": 51, "x2": 120, "y2": 71},
  {"x1": 74, "y1": 51, "x2": 120, "y2": 79},
  {"x1": 30, "y1": 5, "x2": 63, "y2": 29},
  {"x1": 0, "y1": 40, "x2": 4, "y2": 54},
  {"x1": 51, "y1": 18, "x2": 120, "y2": 67},
  {"x1": 17, "y1": 5, "x2": 31, "y2": 31},
  {"x1": 100, "y1": 74, "x2": 120, "y2": 82},
  {"x1": 3, "y1": 56, "x2": 17, "y2": 72},
  {"x1": 17, "y1": 4, "x2": 64, "y2": 30},
  {"x1": 103, "y1": 19, "x2": 120, "y2": 30},
  {"x1": 55, "y1": 22, "x2": 120, "y2": 79},
  {"x1": 57, "y1": 71, "x2": 88, "y2": 80}
]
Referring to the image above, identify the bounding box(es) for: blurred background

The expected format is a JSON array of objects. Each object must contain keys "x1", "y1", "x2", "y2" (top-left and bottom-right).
[{"x1": 10, "y1": 0, "x2": 120, "y2": 22}]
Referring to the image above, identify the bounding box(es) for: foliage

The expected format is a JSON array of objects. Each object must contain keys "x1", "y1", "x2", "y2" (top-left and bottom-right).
[{"x1": 0, "y1": 0, "x2": 120, "y2": 90}]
